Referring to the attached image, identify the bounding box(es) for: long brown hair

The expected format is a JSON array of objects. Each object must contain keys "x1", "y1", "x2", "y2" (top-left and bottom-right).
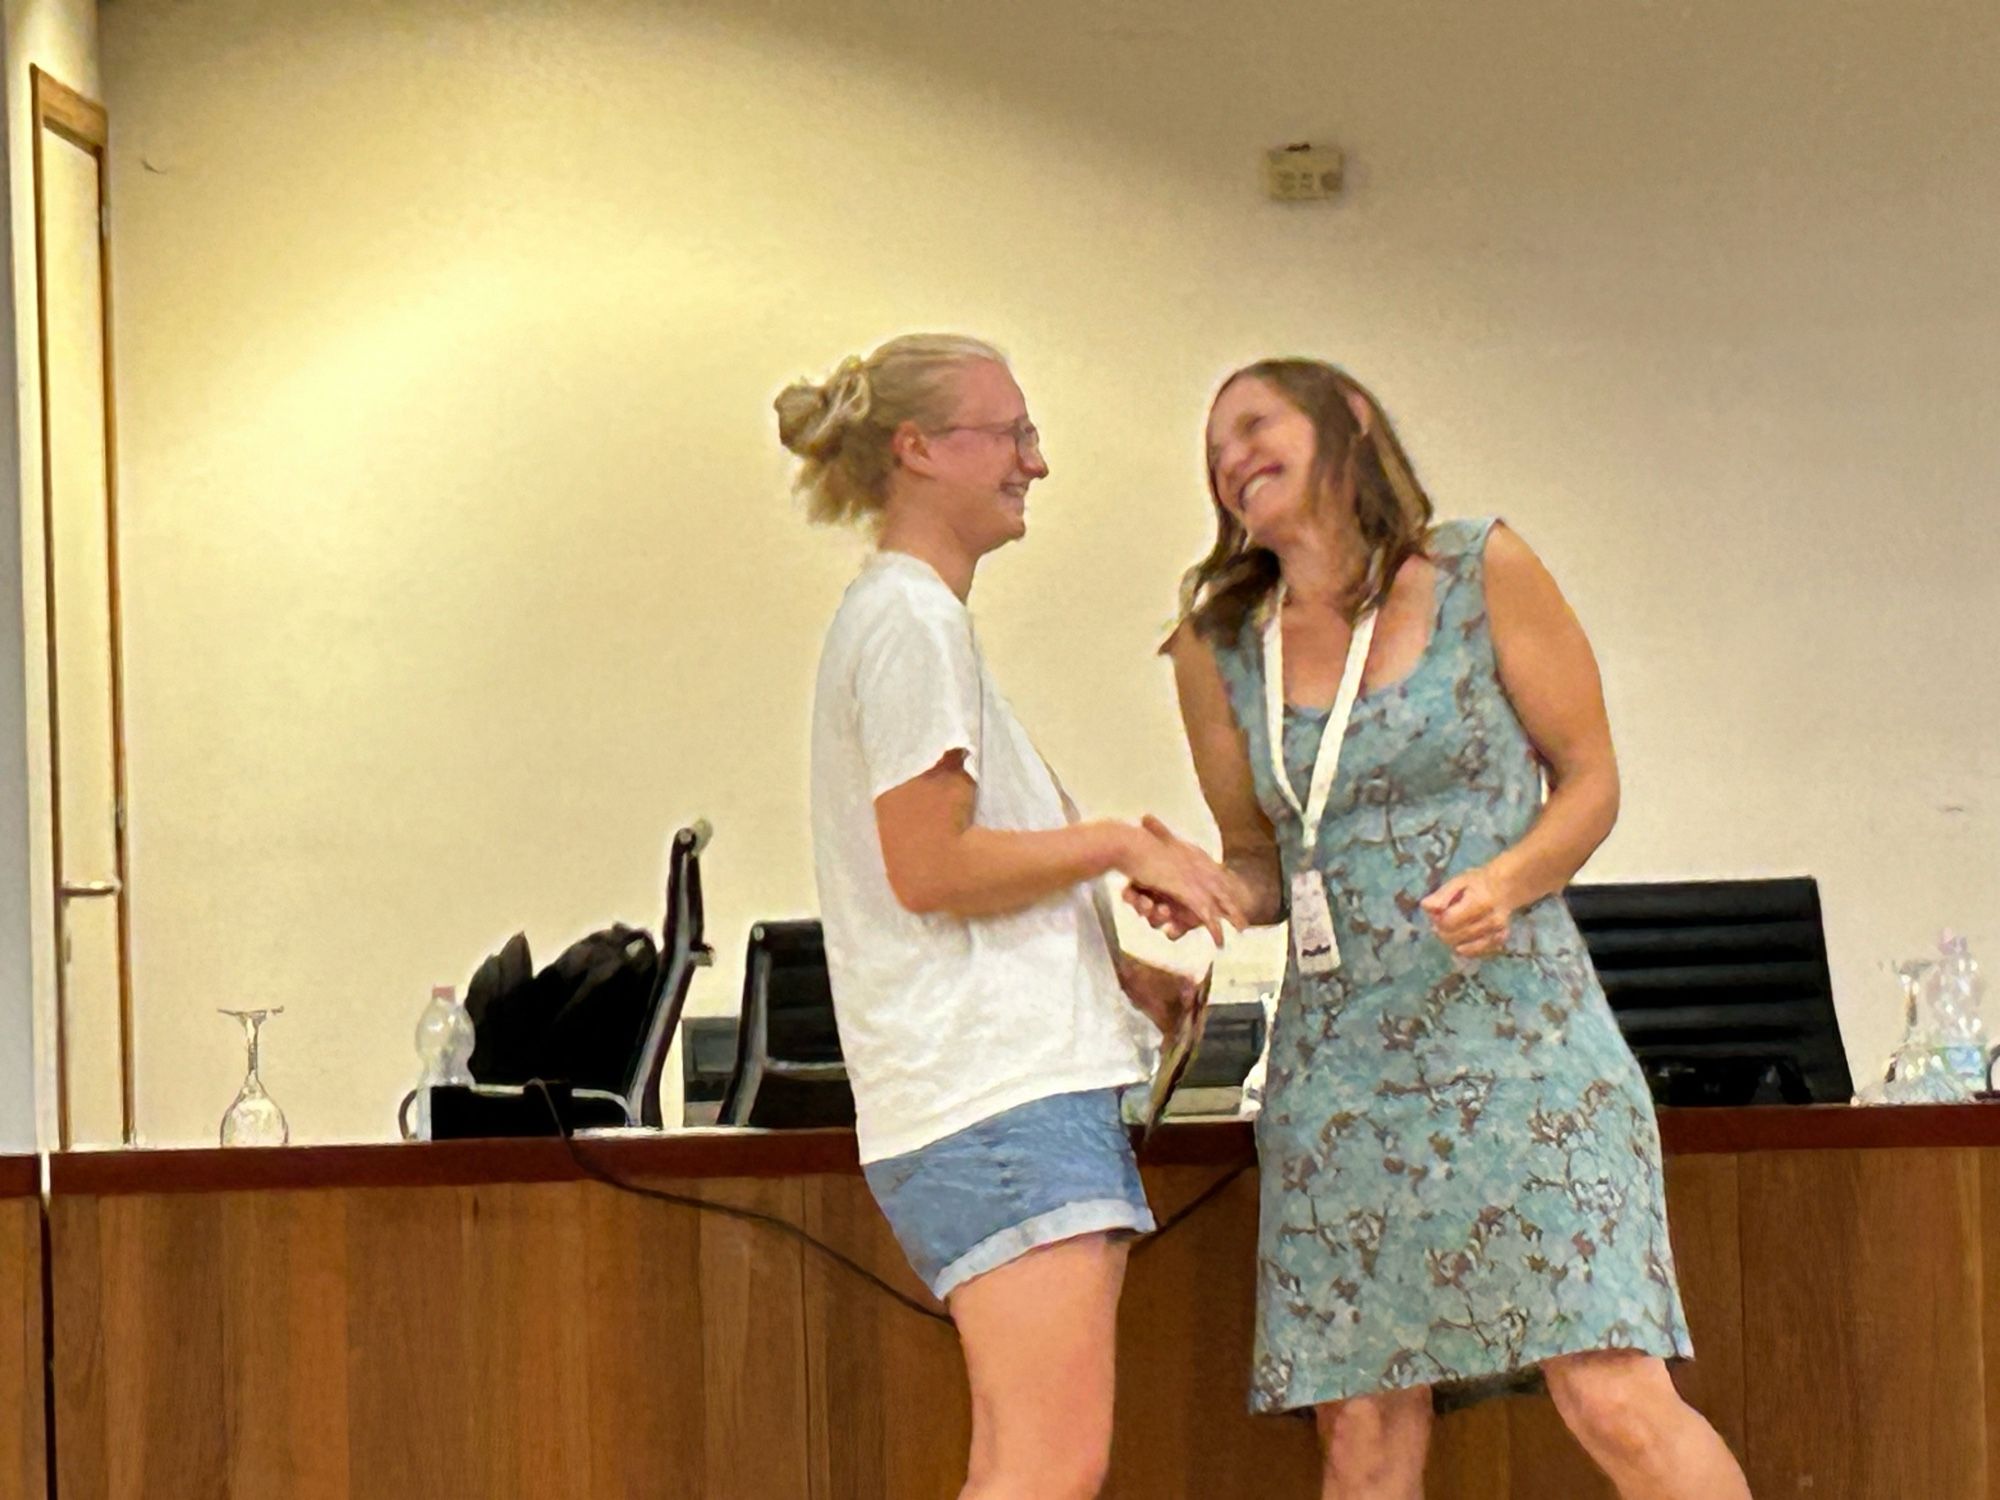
[{"x1": 1176, "y1": 359, "x2": 1435, "y2": 644}]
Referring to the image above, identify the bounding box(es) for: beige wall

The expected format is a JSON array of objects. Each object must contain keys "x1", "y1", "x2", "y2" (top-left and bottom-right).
[
  {"x1": 5, "y1": 0, "x2": 99, "y2": 1148},
  {"x1": 95, "y1": 0, "x2": 2000, "y2": 1146}
]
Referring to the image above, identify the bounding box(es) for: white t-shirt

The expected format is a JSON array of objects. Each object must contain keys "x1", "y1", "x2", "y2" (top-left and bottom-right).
[{"x1": 809, "y1": 552, "x2": 1148, "y2": 1163}]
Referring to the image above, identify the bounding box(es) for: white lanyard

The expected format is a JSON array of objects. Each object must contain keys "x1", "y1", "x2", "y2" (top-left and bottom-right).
[{"x1": 1263, "y1": 597, "x2": 1378, "y2": 852}]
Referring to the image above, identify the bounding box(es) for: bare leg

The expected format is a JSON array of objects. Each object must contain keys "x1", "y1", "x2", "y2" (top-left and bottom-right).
[
  {"x1": 1543, "y1": 1351, "x2": 1751, "y2": 1499},
  {"x1": 1314, "y1": 1385, "x2": 1434, "y2": 1500},
  {"x1": 948, "y1": 1232, "x2": 1129, "y2": 1500}
]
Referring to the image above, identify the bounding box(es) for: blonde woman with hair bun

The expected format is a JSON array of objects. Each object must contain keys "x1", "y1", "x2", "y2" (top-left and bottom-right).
[{"x1": 779, "y1": 333, "x2": 1244, "y2": 1499}]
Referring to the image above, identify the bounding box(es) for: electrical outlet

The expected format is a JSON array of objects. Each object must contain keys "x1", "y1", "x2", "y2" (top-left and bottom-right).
[{"x1": 1264, "y1": 143, "x2": 1344, "y2": 202}]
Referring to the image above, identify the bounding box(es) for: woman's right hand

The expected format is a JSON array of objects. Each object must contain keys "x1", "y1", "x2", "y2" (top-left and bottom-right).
[
  {"x1": 1115, "y1": 815, "x2": 1247, "y2": 943},
  {"x1": 1124, "y1": 884, "x2": 1206, "y2": 941}
]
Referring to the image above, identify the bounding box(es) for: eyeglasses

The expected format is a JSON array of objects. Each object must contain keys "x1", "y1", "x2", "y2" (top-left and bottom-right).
[{"x1": 931, "y1": 419, "x2": 1043, "y2": 460}]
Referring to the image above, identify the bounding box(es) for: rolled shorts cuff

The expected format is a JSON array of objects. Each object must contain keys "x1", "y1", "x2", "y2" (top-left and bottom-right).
[{"x1": 931, "y1": 1196, "x2": 1157, "y2": 1301}]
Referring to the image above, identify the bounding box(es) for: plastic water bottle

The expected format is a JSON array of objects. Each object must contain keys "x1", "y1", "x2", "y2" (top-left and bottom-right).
[
  {"x1": 1867, "y1": 958, "x2": 1969, "y2": 1105},
  {"x1": 1926, "y1": 933, "x2": 1987, "y2": 1091},
  {"x1": 1239, "y1": 984, "x2": 1279, "y2": 1118},
  {"x1": 411, "y1": 983, "x2": 475, "y2": 1140}
]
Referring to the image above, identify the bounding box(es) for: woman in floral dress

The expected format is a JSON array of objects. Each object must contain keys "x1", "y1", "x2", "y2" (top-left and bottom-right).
[{"x1": 1134, "y1": 359, "x2": 1749, "y2": 1498}]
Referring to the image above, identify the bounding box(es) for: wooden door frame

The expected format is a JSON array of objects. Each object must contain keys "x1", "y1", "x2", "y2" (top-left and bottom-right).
[{"x1": 30, "y1": 66, "x2": 134, "y2": 1149}]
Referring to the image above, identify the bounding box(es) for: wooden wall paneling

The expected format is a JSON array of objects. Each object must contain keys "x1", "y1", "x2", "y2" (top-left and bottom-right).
[
  {"x1": 1426, "y1": 1399, "x2": 1510, "y2": 1498},
  {"x1": 1109, "y1": 1164, "x2": 1319, "y2": 1499},
  {"x1": 1979, "y1": 1149, "x2": 2000, "y2": 1500},
  {"x1": 461, "y1": 1183, "x2": 596, "y2": 1497},
  {"x1": 1502, "y1": 1398, "x2": 1615, "y2": 1498},
  {"x1": 344, "y1": 1185, "x2": 476, "y2": 1497},
  {"x1": 0, "y1": 1194, "x2": 44, "y2": 1500},
  {"x1": 37, "y1": 1117, "x2": 2000, "y2": 1498},
  {"x1": 799, "y1": 1173, "x2": 966, "y2": 1500},
  {"x1": 578, "y1": 1174, "x2": 709, "y2": 1499},
  {"x1": 1740, "y1": 1146, "x2": 1985, "y2": 1497},
  {"x1": 97, "y1": 1195, "x2": 227, "y2": 1499},
  {"x1": 218, "y1": 1188, "x2": 350, "y2": 1499},
  {"x1": 48, "y1": 1193, "x2": 103, "y2": 1500},
  {"x1": 696, "y1": 1176, "x2": 813, "y2": 1499}
]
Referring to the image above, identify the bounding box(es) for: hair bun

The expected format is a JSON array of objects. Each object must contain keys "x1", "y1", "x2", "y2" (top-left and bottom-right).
[{"x1": 774, "y1": 356, "x2": 873, "y2": 459}]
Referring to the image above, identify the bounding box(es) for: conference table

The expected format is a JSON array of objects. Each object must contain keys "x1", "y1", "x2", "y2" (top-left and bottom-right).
[{"x1": 14, "y1": 1103, "x2": 2000, "y2": 1498}]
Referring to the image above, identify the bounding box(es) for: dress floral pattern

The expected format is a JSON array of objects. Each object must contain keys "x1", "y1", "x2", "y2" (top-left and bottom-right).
[{"x1": 1214, "y1": 516, "x2": 1692, "y2": 1414}]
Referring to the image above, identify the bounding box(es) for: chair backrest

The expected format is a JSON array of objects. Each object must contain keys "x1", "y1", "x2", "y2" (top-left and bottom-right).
[
  {"x1": 1567, "y1": 875, "x2": 1852, "y2": 1105},
  {"x1": 678, "y1": 1015, "x2": 738, "y2": 1125},
  {"x1": 688, "y1": 994, "x2": 1272, "y2": 1124},
  {"x1": 717, "y1": 919, "x2": 855, "y2": 1129},
  {"x1": 753, "y1": 919, "x2": 842, "y2": 1065},
  {"x1": 619, "y1": 822, "x2": 715, "y2": 1127}
]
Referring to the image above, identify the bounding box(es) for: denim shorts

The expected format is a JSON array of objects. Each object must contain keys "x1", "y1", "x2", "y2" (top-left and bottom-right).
[{"x1": 862, "y1": 1088, "x2": 1156, "y2": 1301}]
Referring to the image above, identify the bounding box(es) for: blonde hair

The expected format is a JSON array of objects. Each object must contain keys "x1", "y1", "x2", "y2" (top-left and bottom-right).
[
  {"x1": 1177, "y1": 359, "x2": 1436, "y2": 643},
  {"x1": 774, "y1": 333, "x2": 1007, "y2": 527}
]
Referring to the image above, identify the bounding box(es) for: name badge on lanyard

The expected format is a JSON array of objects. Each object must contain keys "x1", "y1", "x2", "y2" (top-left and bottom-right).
[{"x1": 1265, "y1": 597, "x2": 1378, "y2": 975}]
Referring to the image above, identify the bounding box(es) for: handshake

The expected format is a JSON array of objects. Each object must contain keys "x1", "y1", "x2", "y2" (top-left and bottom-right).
[
  {"x1": 1099, "y1": 813, "x2": 1243, "y2": 1040},
  {"x1": 1110, "y1": 814, "x2": 1520, "y2": 964},
  {"x1": 1111, "y1": 814, "x2": 1251, "y2": 944}
]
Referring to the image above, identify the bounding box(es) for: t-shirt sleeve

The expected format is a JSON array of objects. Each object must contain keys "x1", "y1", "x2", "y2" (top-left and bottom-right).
[{"x1": 854, "y1": 601, "x2": 984, "y2": 800}]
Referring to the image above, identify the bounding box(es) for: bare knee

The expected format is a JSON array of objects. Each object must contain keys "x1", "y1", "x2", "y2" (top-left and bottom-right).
[
  {"x1": 1317, "y1": 1388, "x2": 1433, "y2": 1489},
  {"x1": 1545, "y1": 1354, "x2": 1676, "y2": 1470},
  {"x1": 1001, "y1": 1404, "x2": 1111, "y2": 1498},
  {"x1": 964, "y1": 1423, "x2": 1108, "y2": 1500},
  {"x1": 1041, "y1": 1437, "x2": 1112, "y2": 1500}
]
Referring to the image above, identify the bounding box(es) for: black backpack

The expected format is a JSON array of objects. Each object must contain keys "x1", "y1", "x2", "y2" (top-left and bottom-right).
[{"x1": 464, "y1": 924, "x2": 660, "y2": 1093}]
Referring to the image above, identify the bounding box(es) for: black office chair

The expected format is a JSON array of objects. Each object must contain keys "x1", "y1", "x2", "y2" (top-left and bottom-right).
[
  {"x1": 622, "y1": 821, "x2": 717, "y2": 1126},
  {"x1": 419, "y1": 822, "x2": 716, "y2": 1138},
  {"x1": 1567, "y1": 875, "x2": 1852, "y2": 1106},
  {"x1": 701, "y1": 918, "x2": 1275, "y2": 1128},
  {"x1": 716, "y1": 919, "x2": 856, "y2": 1129}
]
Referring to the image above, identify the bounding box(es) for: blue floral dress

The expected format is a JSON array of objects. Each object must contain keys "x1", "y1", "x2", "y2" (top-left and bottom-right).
[{"x1": 1214, "y1": 517, "x2": 1692, "y2": 1414}]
